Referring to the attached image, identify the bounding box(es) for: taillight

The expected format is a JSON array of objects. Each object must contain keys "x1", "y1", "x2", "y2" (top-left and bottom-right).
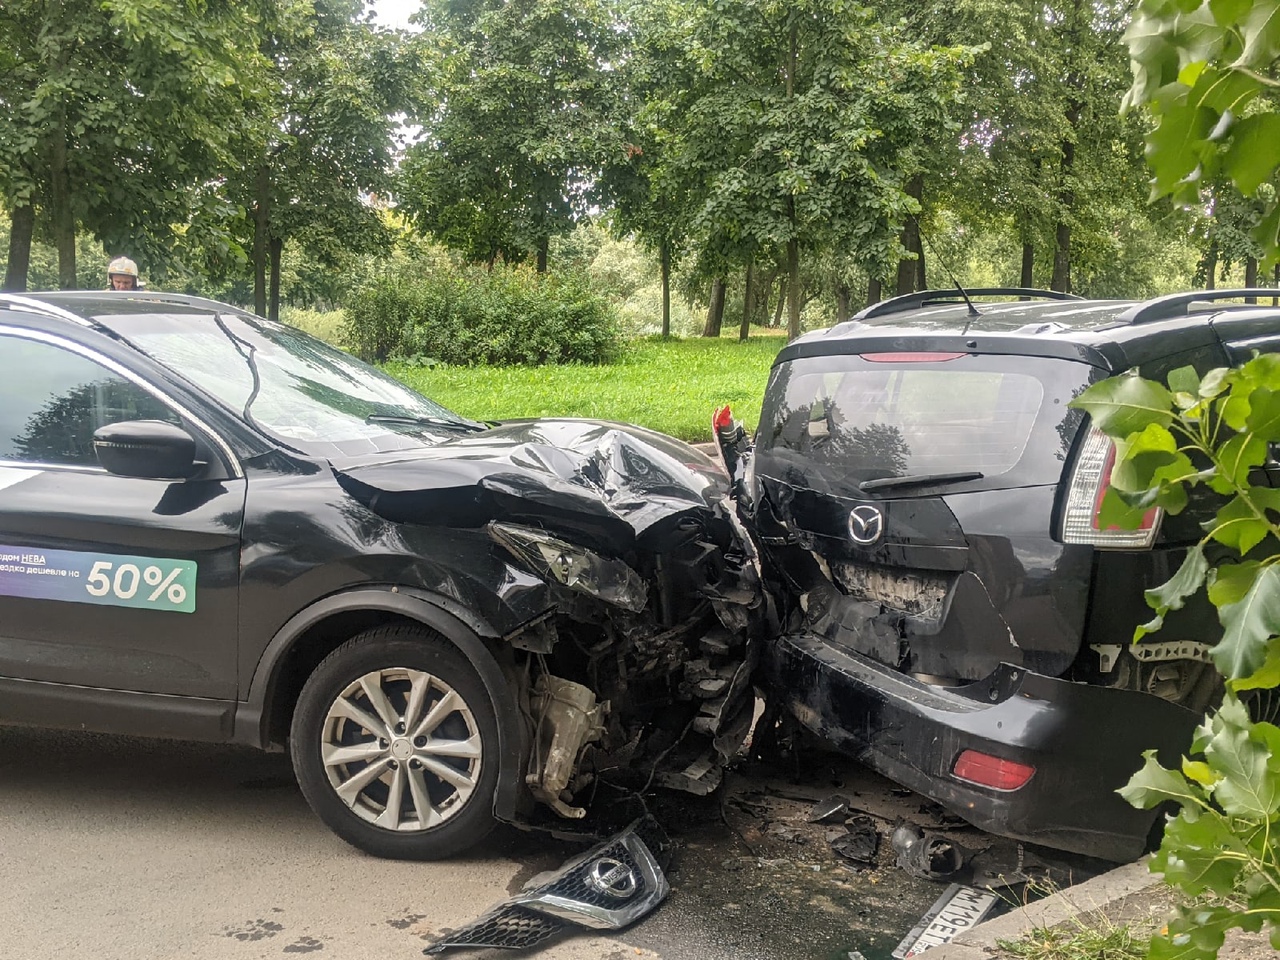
[
  {"x1": 1060, "y1": 424, "x2": 1162, "y2": 548},
  {"x1": 952, "y1": 749, "x2": 1035, "y2": 791}
]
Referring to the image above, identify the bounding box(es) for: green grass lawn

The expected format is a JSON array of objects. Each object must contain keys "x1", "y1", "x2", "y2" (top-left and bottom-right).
[{"x1": 383, "y1": 333, "x2": 787, "y2": 442}]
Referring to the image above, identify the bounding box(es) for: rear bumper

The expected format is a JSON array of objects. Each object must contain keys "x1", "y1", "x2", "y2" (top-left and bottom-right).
[{"x1": 765, "y1": 632, "x2": 1201, "y2": 861}]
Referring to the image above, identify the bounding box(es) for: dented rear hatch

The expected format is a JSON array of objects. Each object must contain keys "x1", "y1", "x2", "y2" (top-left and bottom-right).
[{"x1": 749, "y1": 350, "x2": 1101, "y2": 680}]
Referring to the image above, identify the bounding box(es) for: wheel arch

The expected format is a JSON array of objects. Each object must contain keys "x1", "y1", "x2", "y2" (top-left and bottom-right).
[{"x1": 234, "y1": 586, "x2": 527, "y2": 824}]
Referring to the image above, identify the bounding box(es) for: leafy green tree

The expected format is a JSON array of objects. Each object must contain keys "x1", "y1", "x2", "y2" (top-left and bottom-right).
[
  {"x1": 599, "y1": 0, "x2": 696, "y2": 338},
  {"x1": 1073, "y1": 358, "x2": 1280, "y2": 959},
  {"x1": 0, "y1": 0, "x2": 268, "y2": 290},
  {"x1": 1124, "y1": 0, "x2": 1280, "y2": 264},
  {"x1": 654, "y1": 0, "x2": 968, "y2": 338},
  {"x1": 398, "y1": 0, "x2": 625, "y2": 271},
  {"x1": 227, "y1": 0, "x2": 417, "y2": 320}
]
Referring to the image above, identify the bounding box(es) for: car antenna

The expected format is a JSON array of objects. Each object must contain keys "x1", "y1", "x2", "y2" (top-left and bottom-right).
[{"x1": 919, "y1": 231, "x2": 981, "y2": 327}]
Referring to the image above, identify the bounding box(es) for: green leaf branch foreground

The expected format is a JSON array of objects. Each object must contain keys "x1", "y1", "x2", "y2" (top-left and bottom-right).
[
  {"x1": 1124, "y1": 0, "x2": 1280, "y2": 264},
  {"x1": 1071, "y1": 356, "x2": 1280, "y2": 958}
]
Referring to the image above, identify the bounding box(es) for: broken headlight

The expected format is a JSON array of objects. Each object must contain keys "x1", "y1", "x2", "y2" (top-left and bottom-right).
[{"x1": 488, "y1": 522, "x2": 648, "y2": 613}]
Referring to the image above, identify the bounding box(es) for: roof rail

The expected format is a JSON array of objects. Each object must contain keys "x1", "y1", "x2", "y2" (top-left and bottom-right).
[
  {"x1": 0, "y1": 293, "x2": 94, "y2": 326},
  {"x1": 854, "y1": 287, "x2": 1083, "y2": 321},
  {"x1": 1118, "y1": 289, "x2": 1280, "y2": 325}
]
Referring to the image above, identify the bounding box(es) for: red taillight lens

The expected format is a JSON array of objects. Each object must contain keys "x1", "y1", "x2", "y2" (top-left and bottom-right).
[
  {"x1": 1061, "y1": 424, "x2": 1162, "y2": 548},
  {"x1": 952, "y1": 749, "x2": 1035, "y2": 791},
  {"x1": 860, "y1": 352, "x2": 966, "y2": 363}
]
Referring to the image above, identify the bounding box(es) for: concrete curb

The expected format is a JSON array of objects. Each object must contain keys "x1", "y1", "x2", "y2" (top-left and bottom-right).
[{"x1": 923, "y1": 859, "x2": 1161, "y2": 960}]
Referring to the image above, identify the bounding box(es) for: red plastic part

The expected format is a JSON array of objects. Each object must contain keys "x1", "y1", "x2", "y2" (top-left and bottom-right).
[
  {"x1": 713, "y1": 405, "x2": 733, "y2": 430},
  {"x1": 952, "y1": 749, "x2": 1035, "y2": 791},
  {"x1": 859, "y1": 352, "x2": 966, "y2": 363}
]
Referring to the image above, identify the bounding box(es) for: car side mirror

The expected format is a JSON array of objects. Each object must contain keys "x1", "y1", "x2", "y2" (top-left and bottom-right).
[{"x1": 93, "y1": 420, "x2": 197, "y2": 480}]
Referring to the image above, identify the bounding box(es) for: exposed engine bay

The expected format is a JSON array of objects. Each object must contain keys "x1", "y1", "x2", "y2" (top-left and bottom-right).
[{"x1": 492, "y1": 506, "x2": 765, "y2": 825}]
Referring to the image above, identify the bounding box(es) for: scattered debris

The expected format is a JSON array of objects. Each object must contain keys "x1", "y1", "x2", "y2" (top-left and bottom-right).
[
  {"x1": 423, "y1": 819, "x2": 670, "y2": 955},
  {"x1": 766, "y1": 822, "x2": 805, "y2": 843},
  {"x1": 828, "y1": 816, "x2": 880, "y2": 869},
  {"x1": 808, "y1": 794, "x2": 851, "y2": 824},
  {"x1": 890, "y1": 823, "x2": 973, "y2": 881}
]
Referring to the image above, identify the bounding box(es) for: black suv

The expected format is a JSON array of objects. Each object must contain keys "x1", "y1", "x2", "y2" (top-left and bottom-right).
[
  {"x1": 0, "y1": 291, "x2": 763, "y2": 859},
  {"x1": 718, "y1": 287, "x2": 1280, "y2": 862}
]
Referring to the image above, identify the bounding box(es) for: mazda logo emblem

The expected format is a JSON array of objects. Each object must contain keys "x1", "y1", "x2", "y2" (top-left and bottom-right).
[
  {"x1": 848, "y1": 505, "x2": 885, "y2": 546},
  {"x1": 586, "y1": 857, "x2": 638, "y2": 899}
]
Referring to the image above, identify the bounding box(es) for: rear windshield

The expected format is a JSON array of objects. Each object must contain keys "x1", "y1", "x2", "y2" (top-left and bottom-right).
[{"x1": 755, "y1": 353, "x2": 1096, "y2": 496}]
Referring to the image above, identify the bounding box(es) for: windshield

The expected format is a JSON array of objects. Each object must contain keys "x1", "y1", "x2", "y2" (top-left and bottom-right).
[{"x1": 104, "y1": 308, "x2": 476, "y2": 458}]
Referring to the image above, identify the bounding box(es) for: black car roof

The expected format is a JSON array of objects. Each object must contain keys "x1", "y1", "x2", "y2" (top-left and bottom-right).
[{"x1": 778, "y1": 288, "x2": 1280, "y2": 372}]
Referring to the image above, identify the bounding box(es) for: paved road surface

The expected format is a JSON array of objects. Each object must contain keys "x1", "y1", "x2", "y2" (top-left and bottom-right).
[{"x1": 0, "y1": 725, "x2": 987, "y2": 960}]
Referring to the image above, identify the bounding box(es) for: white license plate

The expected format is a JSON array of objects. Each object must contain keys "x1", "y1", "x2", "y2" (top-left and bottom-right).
[{"x1": 892, "y1": 883, "x2": 998, "y2": 958}]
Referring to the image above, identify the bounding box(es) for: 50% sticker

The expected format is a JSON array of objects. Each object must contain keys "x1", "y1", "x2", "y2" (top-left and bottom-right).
[{"x1": 85, "y1": 560, "x2": 188, "y2": 605}]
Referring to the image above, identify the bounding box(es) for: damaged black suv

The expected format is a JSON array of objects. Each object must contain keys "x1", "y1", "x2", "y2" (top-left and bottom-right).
[
  {"x1": 0, "y1": 291, "x2": 763, "y2": 859},
  {"x1": 719, "y1": 287, "x2": 1280, "y2": 862}
]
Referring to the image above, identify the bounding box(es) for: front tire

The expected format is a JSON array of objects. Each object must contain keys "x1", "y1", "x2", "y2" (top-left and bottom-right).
[{"x1": 290, "y1": 624, "x2": 499, "y2": 859}]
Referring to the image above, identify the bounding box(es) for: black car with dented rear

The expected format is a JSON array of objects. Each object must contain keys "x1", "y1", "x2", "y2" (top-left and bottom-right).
[
  {"x1": 719, "y1": 287, "x2": 1280, "y2": 861},
  {"x1": 0, "y1": 291, "x2": 764, "y2": 859}
]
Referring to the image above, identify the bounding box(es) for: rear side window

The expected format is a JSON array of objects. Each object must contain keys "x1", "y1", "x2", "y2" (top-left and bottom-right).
[{"x1": 756, "y1": 353, "x2": 1096, "y2": 494}]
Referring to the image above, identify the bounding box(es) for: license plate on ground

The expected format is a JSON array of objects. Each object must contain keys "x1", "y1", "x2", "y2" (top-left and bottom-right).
[{"x1": 892, "y1": 883, "x2": 998, "y2": 958}]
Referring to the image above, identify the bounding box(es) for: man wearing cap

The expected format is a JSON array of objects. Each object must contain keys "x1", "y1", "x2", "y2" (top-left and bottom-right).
[{"x1": 107, "y1": 256, "x2": 140, "y2": 291}]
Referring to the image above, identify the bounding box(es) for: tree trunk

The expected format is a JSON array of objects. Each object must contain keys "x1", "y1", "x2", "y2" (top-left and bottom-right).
[
  {"x1": 772, "y1": 285, "x2": 786, "y2": 327},
  {"x1": 868, "y1": 277, "x2": 882, "y2": 305},
  {"x1": 1246, "y1": 256, "x2": 1258, "y2": 303},
  {"x1": 1051, "y1": 222, "x2": 1071, "y2": 293},
  {"x1": 703, "y1": 278, "x2": 726, "y2": 337},
  {"x1": 740, "y1": 256, "x2": 754, "y2": 341},
  {"x1": 253, "y1": 164, "x2": 271, "y2": 318},
  {"x1": 3, "y1": 202, "x2": 34, "y2": 292},
  {"x1": 536, "y1": 237, "x2": 549, "y2": 274},
  {"x1": 1202, "y1": 239, "x2": 1218, "y2": 290},
  {"x1": 836, "y1": 282, "x2": 853, "y2": 323},
  {"x1": 1050, "y1": 104, "x2": 1081, "y2": 294},
  {"x1": 50, "y1": 110, "x2": 76, "y2": 289},
  {"x1": 660, "y1": 241, "x2": 671, "y2": 338},
  {"x1": 269, "y1": 236, "x2": 283, "y2": 322},
  {"x1": 1021, "y1": 242, "x2": 1034, "y2": 289},
  {"x1": 896, "y1": 175, "x2": 924, "y2": 295},
  {"x1": 784, "y1": 22, "x2": 802, "y2": 341},
  {"x1": 786, "y1": 239, "x2": 801, "y2": 340}
]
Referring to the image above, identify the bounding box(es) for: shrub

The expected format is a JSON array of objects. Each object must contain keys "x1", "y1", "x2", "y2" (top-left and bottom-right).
[
  {"x1": 279, "y1": 306, "x2": 346, "y2": 346},
  {"x1": 344, "y1": 263, "x2": 621, "y2": 366}
]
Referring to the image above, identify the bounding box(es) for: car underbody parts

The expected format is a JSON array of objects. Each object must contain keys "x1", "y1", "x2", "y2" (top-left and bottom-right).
[
  {"x1": 422, "y1": 818, "x2": 670, "y2": 954},
  {"x1": 527, "y1": 675, "x2": 606, "y2": 818},
  {"x1": 492, "y1": 503, "x2": 766, "y2": 828}
]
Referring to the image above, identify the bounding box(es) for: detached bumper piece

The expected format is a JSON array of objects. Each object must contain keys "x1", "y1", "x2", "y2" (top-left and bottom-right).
[{"x1": 423, "y1": 819, "x2": 670, "y2": 954}]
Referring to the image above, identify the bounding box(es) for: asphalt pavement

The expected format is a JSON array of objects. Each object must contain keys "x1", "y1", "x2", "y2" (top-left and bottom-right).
[{"x1": 0, "y1": 724, "x2": 1093, "y2": 960}]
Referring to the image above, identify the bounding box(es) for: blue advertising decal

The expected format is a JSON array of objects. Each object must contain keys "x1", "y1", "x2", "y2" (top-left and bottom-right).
[{"x1": 0, "y1": 545, "x2": 197, "y2": 614}]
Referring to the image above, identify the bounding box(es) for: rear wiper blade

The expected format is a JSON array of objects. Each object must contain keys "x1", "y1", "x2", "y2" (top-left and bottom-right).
[
  {"x1": 365, "y1": 414, "x2": 487, "y2": 433},
  {"x1": 860, "y1": 471, "x2": 984, "y2": 492}
]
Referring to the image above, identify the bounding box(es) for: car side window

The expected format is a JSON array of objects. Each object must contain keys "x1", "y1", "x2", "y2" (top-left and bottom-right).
[{"x1": 0, "y1": 334, "x2": 180, "y2": 468}]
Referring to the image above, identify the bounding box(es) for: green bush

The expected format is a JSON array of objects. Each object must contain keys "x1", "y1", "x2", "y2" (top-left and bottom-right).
[
  {"x1": 279, "y1": 306, "x2": 346, "y2": 346},
  {"x1": 344, "y1": 263, "x2": 621, "y2": 366}
]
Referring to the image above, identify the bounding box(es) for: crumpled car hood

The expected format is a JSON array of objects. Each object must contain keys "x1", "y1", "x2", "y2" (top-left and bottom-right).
[{"x1": 332, "y1": 419, "x2": 728, "y2": 549}]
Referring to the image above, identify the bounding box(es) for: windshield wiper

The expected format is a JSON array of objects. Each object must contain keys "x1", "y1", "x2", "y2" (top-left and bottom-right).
[
  {"x1": 365, "y1": 414, "x2": 487, "y2": 433},
  {"x1": 860, "y1": 471, "x2": 984, "y2": 493}
]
